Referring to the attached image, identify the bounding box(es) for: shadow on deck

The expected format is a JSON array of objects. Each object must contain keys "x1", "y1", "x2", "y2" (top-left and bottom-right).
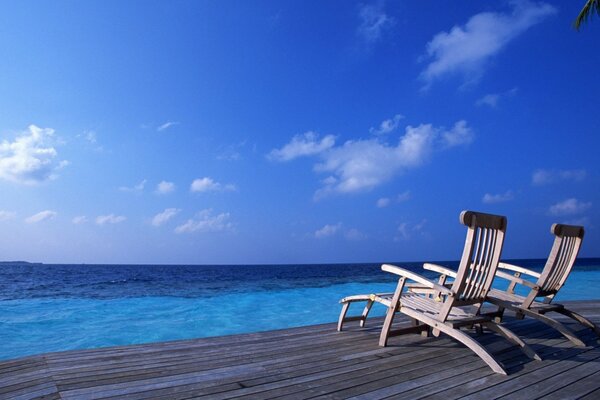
[{"x1": 1, "y1": 300, "x2": 600, "y2": 399}]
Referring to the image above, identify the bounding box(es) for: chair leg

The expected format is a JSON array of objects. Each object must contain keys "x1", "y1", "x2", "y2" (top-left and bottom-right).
[
  {"x1": 555, "y1": 308, "x2": 600, "y2": 337},
  {"x1": 520, "y1": 309, "x2": 586, "y2": 347},
  {"x1": 379, "y1": 306, "x2": 397, "y2": 347},
  {"x1": 430, "y1": 319, "x2": 507, "y2": 374},
  {"x1": 360, "y1": 300, "x2": 374, "y2": 328},
  {"x1": 399, "y1": 309, "x2": 507, "y2": 374},
  {"x1": 337, "y1": 302, "x2": 350, "y2": 332},
  {"x1": 482, "y1": 322, "x2": 542, "y2": 361}
]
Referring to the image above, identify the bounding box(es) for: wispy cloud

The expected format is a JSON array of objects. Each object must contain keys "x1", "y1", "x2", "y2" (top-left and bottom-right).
[
  {"x1": 268, "y1": 131, "x2": 335, "y2": 162},
  {"x1": 175, "y1": 209, "x2": 233, "y2": 234},
  {"x1": 476, "y1": 87, "x2": 518, "y2": 108},
  {"x1": 0, "y1": 210, "x2": 16, "y2": 221},
  {"x1": 313, "y1": 120, "x2": 472, "y2": 198},
  {"x1": 345, "y1": 228, "x2": 366, "y2": 241},
  {"x1": 80, "y1": 130, "x2": 97, "y2": 144},
  {"x1": 376, "y1": 198, "x2": 391, "y2": 208},
  {"x1": 548, "y1": 198, "x2": 591, "y2": 216},
  {"x1": 217, "y1": 140, "x2": 247, "y2": 161},
  {"x1": 377, "y1": 190, "x2": 411, "y2": 208},
  {"x1": 119, "y1": 179, "x2": 147, "y2": 193},
  {"x1": 532, "y1": 169, "x2": 586, "y2": 186},
  {"x1": 190, "y1": 177, "x2": 236, "y2": 193},
  {"x1": 482, "y1": 190, "x2": 514, "y2": 204},
  {"x1": 395, "y1": 220, "x2": 427, "y2": 241},
  {"x1": 72, "y1": 216, "x2": 88, "y2": 224},
  {"x1": 151, "y1": 208, "x2": 180, "y2": 227},
  {"x1": 155, "y1": 181, "x2": 175, "y2": 195},
  {"x1": 25, "y1": 210, "x2": 57, "y2": 224},
  {"x1": 0, "y1": 125, "x2": 69, "y2": 185},
  {"x1": 96, "y1": 214, "x2": 126, "y2": 225},
  {"x1": 157, "y1": 121, "x2": 179, "y2": 132},
  {"x1": 357, "y1": 2, "x2": 394, "y2": 43},
  {"x1": 315, "y1": 223, "x2": 342, "y2": 239},
  {"x1": 420, "y1": 2, "x2": 556, "y2": 89},
  {"x1": 370, "y1": 114, "x2": 404, "y2": 135},
  {"x1": 397, "y1": 190, "x2": 411, "y2": 202}
]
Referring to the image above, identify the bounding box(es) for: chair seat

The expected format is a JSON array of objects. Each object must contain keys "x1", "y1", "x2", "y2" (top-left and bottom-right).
[
  {"x1": 488, "y1": 288, "x2": 563, "y2": 312},
  {"x1": 379, "y1": 292, "x2": 482, "y2": 322}
]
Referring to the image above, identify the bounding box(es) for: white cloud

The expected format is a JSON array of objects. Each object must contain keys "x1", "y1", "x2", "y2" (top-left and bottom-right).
[
  {"x1": 476, "y1": 87, "x2": 518, "y2": 108},
  {"x1": 314, "y1": 120, "x2": 472, "y2": 197},
  {"x1": 175, "y1": 209, "x2": 233, "y2": 234},
  {"x1": 157, "y1": 121, "x2": 179, "y2": 132},
  {"x1": 440, "y1": 120, "x2": 474, "y2": 147},
  {"x1": 315, "y1": 223, "x2": 342, "y2": 239},
  {"x1": 81, "y1": 130, "x2": 97, "y2": 144},
  {"x1": 549, "y1": 198, "x2": 591, "y2": 216},
  {"x1": 156, "y1": 181, "x2": 175, "y2": 194},
  {"x1": 0, "y1": 125, "x2": 68, "y2": 185},
  {"x1": 397, "y1": 190, "x2": 411, "y2": 202},
  {"x1": 0, "y1": 210, "x2": 16, "y2": 221},
  {"x1": 345, "y1": 228, "x2": 366, "y2": 241},
  {"x1": 357, "y1": 2, "x2": 394, "y2": 43},
  {"x1": 532, "y1": 169, "x2": 587, "y2": 186},
  {"x1": 395, "y1": 220, "x2": 427, "y2": 241},
  {"x1": 119, "y1": 179, "x2": 146, "y2": 193},
  {"x1": 72, "y1": 216, "x2": 88, "y2": 224},
  {"x1": 376, "y1": 197, "x2": 391, "y2": 208},
  {"x1": 190, "y1": 177, "x2": 236, "y2": 193},
  {"x1": 564, "y1": 217, "x2": 590, "y2": 227},
  {"x1": 268, "y1": 131, "x2": 335, "y2": 162},
  {"x1": 96, "y1": 214, "x2": 126, "y2": 225},
  {"x1": 370, "y1": 114, "x2": 404, "y2": 135},
  {"x1": 25, "y1": 210, "x2": 57, "y2": 224},
  {"x1": 152, "y1": 208, "x2": 180, "y2": 227},
  {"x1": 476, "y1": 94, "x2": 500, "y2": 108},
  {"x1": 378, "y1": 190, "x2": 411, "y2": 208},
  {"x1": 396, "y1": 223, "x2": 410, "y2": 241},
  {"x1": 217, "y1": 140, "x2": 247, "y2": 161},
  {"x1": 77, "y1": 130, "x2": 104, "y2": 152},
  {"x1": 420, "y1": 2, "x2": 556, "y2": 89},
  {"x1": 482, "y1": 190, "x2": 514, "y2": 204}
]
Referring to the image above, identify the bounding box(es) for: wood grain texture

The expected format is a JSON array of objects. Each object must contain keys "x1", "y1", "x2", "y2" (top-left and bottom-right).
[{"x1": 0, "y1": 300, "x2": 599, "y2": 400}]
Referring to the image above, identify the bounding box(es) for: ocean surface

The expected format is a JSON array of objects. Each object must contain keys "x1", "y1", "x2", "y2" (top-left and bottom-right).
[{"x1": 2, "y1": 259, "x2": 600, "y2": 361}]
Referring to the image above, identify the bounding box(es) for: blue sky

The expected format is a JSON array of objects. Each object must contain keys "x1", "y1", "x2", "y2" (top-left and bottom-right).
[{"x1": 0, "y1": 1, "x2": 598, "y2": 264}]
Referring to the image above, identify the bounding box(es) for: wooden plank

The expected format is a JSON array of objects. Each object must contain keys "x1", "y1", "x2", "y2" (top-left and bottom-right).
[{"x1": 0, "y1": 301, "x2": 598, "y2": 400}]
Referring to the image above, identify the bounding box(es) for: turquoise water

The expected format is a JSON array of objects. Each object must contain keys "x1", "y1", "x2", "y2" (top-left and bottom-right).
[{"x1": 1, "y1": 261, "x2": 599, "y2": 361}]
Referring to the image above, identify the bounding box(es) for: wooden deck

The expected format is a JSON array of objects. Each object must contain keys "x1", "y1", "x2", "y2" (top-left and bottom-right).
[{"x1": 2, "y1": 300, "x2": 600, "y2": 400}]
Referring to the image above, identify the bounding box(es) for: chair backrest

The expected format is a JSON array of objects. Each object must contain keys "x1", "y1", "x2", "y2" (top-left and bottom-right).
[
  {"x1": 450, "y1": 211, "x2": 507, "y2": 305},
  {"x1": 536, "y1": 224, "x2": 584, "y2": 295}
]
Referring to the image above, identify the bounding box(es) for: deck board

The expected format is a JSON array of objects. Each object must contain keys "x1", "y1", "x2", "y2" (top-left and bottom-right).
[{"x1": 1, "y1": 300, "x2": 599, "y2": 400}]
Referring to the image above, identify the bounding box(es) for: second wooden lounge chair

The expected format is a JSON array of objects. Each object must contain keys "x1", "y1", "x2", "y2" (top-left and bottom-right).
[
  {"x1": 337, "y1": 211, "x2": 540, "y2": 375},
  {"x1": 423, "y1": 223, "x2": 600, "y2": 347}
]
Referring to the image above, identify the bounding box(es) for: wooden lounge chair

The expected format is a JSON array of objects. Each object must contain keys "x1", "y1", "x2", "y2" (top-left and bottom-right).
[
  {"x1": 337, "y1": 211, "x2": 540, "y2": 375},
  {"x1": 422, "y1": 223, "x2": 600, "y2": 347}
]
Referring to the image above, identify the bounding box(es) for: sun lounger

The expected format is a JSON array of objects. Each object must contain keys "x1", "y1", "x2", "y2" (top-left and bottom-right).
[
  {"x1": 422, "y1": 223, "x2": 600, "y2": 347},
  {"x1": 337, "y1": 211, "x2": 540, "y2": 375}
]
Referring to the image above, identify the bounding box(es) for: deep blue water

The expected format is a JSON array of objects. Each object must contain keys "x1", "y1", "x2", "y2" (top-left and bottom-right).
[{"x1": 1, "y1": 259, "x2": 599, "y2": 361}]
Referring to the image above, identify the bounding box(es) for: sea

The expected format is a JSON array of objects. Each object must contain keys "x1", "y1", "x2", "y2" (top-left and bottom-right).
[{"x1": 1, "y1": 259, "x2": 599, "y2": 361}]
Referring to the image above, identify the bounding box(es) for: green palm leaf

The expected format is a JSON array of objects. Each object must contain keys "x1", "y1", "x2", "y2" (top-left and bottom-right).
[{"x1": 574, "y1": 0, "x2": 600, "y2": 30}]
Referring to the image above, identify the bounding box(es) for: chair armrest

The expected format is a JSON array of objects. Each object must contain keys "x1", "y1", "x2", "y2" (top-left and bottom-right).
[
  {"x1": 381, "y1": 264, "x2": 454, "y2": 296},
  {"x1": 498, "y1": 262, "x2": 541, "y2": 279},
  {"x1": 495, "y1": 270, "x2": 540, "y2": 290},
  {"x1": 423, "y1": 263, "x2": 458, "y2": 278}
]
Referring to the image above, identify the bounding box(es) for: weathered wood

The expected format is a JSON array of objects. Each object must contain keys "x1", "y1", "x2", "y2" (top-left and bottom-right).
[
  {"x1": 337, "y1": 211, "x2": 539, "y2": 374},
  {"x1": 0, "y1": 300, "x2": 599, "y2": 400}
]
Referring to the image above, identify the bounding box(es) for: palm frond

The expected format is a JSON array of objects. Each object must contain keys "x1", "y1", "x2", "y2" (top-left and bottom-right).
[{"x1": 574, "y1": 0, "x2": 600, "y2": 30}]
